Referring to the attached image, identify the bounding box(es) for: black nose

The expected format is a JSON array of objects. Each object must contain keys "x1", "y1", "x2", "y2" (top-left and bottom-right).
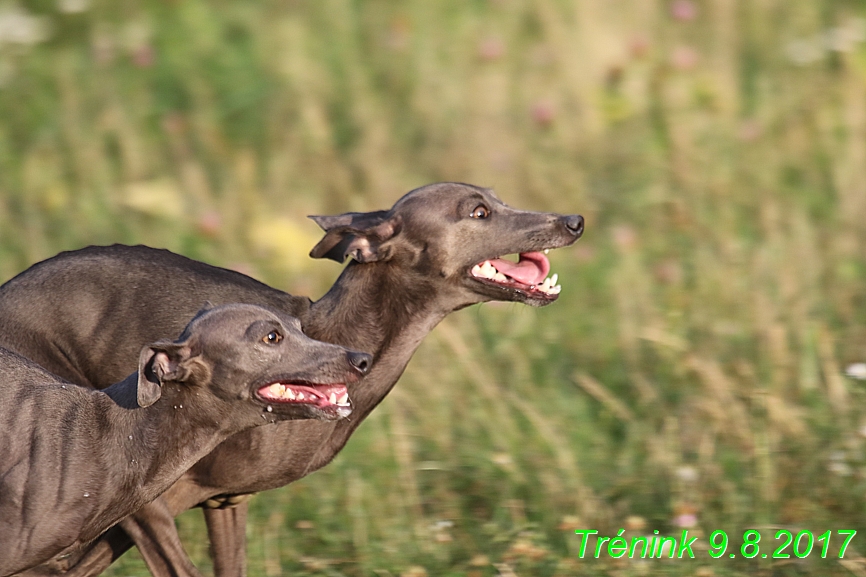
[
  {"x1": 348, "y1": 351, "x2": 372, "y2": 376},
  {"x1": 564, "y1": 215, "x2": 584, "y2": 238}
]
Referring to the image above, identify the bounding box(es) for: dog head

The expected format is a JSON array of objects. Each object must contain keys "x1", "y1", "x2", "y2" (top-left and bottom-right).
[
  {"x1": 309, "y1": 182, "x2": 584, "y2": 308},
  {"x1": 135, "y1": 304, "x2": 370, "y2": 422}
]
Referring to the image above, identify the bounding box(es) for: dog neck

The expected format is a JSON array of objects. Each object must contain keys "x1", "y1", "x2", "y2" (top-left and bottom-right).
[
  {"x1": 309, "y1": 261, "x2": 448, "y2": 348},
  {"x1": 297, "y1": 260, "x2": 456, "y2": 470},
  {"x1": 102, "y1": 376, "x2": 231, "y2": 504},
  {"x1": 310, "y1": 261, "x2": 450, "y2": 401}
]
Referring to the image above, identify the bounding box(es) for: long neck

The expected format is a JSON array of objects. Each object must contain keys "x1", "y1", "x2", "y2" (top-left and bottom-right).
[{"x1": 305, "y1": 261, "x2": 450, "y2": 417}]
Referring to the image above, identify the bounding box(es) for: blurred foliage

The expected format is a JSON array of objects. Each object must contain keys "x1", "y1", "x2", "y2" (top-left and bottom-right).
[{"x1": 2, "y1": 0, "x2": 866, "y2": 575}]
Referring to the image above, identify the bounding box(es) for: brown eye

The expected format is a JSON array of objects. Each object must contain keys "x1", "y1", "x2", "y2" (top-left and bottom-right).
[
  {"x1": 470, "y1": 205, "x2": 489, "y2": 219},
  {"x1": 263, "y1": 331, "x2": 282, "y2": 344}
]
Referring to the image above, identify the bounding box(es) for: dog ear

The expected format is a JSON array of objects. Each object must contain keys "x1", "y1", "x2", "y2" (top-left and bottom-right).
[
  {"x1": 136, "y1": 346, "x2": 165, "y2": 408},
  {"x1": 308, "y1": 211, "x2": 402, "y2": 263},
  {"x1": 136, "y1": 341, "x2": 198, "y2": 407}
]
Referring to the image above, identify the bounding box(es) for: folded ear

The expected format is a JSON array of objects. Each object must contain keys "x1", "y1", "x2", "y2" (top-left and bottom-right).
[
  {"x1": 136, "y1": 346, "x2": 164, "y2": 408},
  {"x1": 136, "y1": 341, "x2": 195, "y2": 407},
  {"x1": 308, "y1": 211, "x2": 402, "y2": 264}
]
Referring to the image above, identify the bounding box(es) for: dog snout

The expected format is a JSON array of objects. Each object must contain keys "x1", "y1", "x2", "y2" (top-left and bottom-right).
[
  {"x1": 564, "y1": 214, "x2": 584, "y2": 238},
  {"x1": 347, "y1": 351, "x2": 372, "y2": 376}
]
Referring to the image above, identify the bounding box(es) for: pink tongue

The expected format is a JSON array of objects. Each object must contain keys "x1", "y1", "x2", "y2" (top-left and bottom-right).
[{"x1": 489, "y1": 252, "x2": 550, "y2": 285}]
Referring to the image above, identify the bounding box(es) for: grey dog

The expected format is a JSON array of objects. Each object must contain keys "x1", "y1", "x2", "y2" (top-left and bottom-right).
[
  {"x1": 0, "y1": 182, "x2": 584, "y2": 576},
  {"x1": 0, "y1": 304, "x2": 369, "y2": 576}
]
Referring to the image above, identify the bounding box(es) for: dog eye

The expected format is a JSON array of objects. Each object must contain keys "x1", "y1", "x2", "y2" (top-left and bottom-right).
[
  {"x1": 263, "y1": 331, "x2": 283, "y2": 344},
  {"x1": 470, "y1": 205, "x2": 489, "y2": 219}
]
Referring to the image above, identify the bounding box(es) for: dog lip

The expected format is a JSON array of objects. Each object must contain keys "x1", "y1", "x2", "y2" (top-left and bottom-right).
[
  {"x1": 470, "y1": 275, "x2": 560, "y2": 302},
  {"x1": 313, "y1": 404, "x2": 353, "y2": 420}
]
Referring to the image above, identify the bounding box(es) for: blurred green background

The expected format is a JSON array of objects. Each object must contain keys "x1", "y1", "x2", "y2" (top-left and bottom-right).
[{"x1": 2, "y1": 0, "x2": 866, "y2": 575}]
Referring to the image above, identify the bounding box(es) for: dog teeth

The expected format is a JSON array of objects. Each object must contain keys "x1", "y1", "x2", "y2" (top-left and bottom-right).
[
  {"x1": 532, "y1": 272, "x2": 563, "y2": 295},
  {"x1": 337, "y1": 392, "x2": 350, "y2": 406},
  {"x1": 270, "y1": 387, "x2": 343, "y2": 403},
  {"x1": 544, "y1": 249, "x2": 550, "y2": 254},
  {"x1": 472, "y1": 260, "x2": 507, "y2": 282},
  {"x1": 268, "y1": 383, "x2": 284, "y2": 397}
]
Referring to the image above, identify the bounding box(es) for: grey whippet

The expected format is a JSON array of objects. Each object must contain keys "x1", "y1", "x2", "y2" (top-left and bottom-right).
[
  {"x1": 0, "y1": 182, "x2": 584, "y2": 576},
  {"x1": 0, "y1": 304, "x2": 369, "y2": 576}
]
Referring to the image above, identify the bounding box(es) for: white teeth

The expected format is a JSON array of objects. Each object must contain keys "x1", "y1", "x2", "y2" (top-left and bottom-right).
[
  {"x1": 268, "y1": 383, "x2": 283, "y2": 396},
  {"x1": 329, "y1": 393, "x2": 337, "y2": 404},
  {"x1": 337, "y1": 392, "x2": 350, "y2": 406},
  {"x1": 544, "y1": 249, "x2": 550, "y2": 254},
  {"x1": 532, "y1": 272, "x2": 563, "y2": 295},
  {"x1": 297, "y1": 392, "x2": 305, "y2": 401},
  {"x1": 473, "y1": 260, "x2": 508, "y2": 282}
]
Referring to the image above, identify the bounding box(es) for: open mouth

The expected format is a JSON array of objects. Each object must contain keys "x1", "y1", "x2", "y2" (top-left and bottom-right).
[
  {"x1": 255, "y1": 381, "x2": 351, "y2": 410},
  {"x1": 469, "y1": 250, "x2": 562, "y2": 298}
]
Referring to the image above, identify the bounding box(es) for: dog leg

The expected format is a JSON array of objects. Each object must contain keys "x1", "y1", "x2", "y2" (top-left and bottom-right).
[
  {"x1": 118, "y1": 499, "x2": 204, "y2": 577},
  {"x1": 204, "y1": 501, "x2": 250, "y2": 577},
  {"x1": 60, "y1": 527, "x2": 133, "y2": 577}
]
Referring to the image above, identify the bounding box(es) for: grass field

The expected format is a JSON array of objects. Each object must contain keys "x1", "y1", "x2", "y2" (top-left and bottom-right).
[{"x1": 2, "y1": 1, "x2": 866, "y2": 575}]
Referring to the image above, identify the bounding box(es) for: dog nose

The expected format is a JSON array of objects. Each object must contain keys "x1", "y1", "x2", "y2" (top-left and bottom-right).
[
  {"x1": 348, "y1": 351, "x2": 372, "y2": 376},
  {"x1": 564, "y1": 215, "x2": 584, "y2": 238}
]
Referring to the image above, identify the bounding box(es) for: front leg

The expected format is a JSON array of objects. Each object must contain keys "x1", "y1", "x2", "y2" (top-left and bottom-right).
[
  {"x1": 117, "y1": 498, "x2": 204, "y2": 577},
  {"x1": 202, "y1": 495, "x2": 252, "y2": 577},
  {"x1": 60, "y1": 527, "x2": 133, "y2": 577}
]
